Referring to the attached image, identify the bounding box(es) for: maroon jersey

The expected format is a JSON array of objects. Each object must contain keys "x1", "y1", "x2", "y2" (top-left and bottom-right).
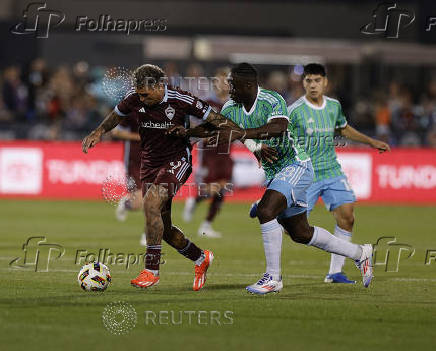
[
  {"x1": 196, "y1": 95, "x2": 233, "y2": 183},
  {"x1": 118, "y1": 117, "x2": 141, "y2": 188},
  {"x1": 115, "y1": 85, "x2": 212, "y2": 169}
]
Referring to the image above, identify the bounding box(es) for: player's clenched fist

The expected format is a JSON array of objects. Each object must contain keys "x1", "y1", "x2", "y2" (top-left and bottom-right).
[{"x1": 82, "y1": 130, "x2": 103, "y2": 153}]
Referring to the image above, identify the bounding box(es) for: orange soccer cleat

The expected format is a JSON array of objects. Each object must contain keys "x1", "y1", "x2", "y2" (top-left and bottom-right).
[
  {"x1": 193, "y1": 250, "x2": 214, "y2": 291},
  {"x1": 131, "y1": 269, "x2": 160, "y2": 289}
]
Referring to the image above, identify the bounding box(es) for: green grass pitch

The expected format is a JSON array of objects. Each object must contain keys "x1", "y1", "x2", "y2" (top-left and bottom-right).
[{"x1": 1, "y1": 199, "x2": 435, "y2": 351}]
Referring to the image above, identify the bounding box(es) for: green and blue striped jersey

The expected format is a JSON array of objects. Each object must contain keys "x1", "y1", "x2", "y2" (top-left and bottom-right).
[
  {"x1": 221, "y1": 87, "x2": 309, "y2": 181},
  {"x1": 288, "y1": 95, "x2": 347, "y2": 182}
]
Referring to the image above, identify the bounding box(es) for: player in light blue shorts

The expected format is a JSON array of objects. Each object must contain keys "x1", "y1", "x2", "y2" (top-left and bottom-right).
[
  {"x1": 306, "y1": 175, "x2": 356, "y2": 215},
  {"x1": 288, "y1": 63, "x2": 389, "y2": 283},
  {"x1": 268, "y1": 160, "x2": 314, "y2": 219},
  {"x1": 177, "y1": 63, "x2": 376, "y2": 294}
]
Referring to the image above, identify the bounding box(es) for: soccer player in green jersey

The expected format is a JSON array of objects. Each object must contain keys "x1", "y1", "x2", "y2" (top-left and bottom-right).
[
  {"x1": 169, "y1": 63, "x2": 375, "y2": 294},
  {"x1": 288, "y1": 63, "x2": 390, "y2": 283}
]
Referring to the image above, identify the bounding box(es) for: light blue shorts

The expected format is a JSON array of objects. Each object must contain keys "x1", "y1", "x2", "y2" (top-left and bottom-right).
[
  {"x1": 266, "y1": 160, "x2": 314, "y2": 219},
  {"x1": 307, "y1": 174, "x2": 356, "y2": 214}
]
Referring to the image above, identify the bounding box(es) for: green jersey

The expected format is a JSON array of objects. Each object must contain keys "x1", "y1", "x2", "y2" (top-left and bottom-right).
[
  {"x1": 288, "y1": 95, "x2": 347, "y2": 182},
  {"x1": 221, "y1": 87, "x2": 309, "y2": 181}
]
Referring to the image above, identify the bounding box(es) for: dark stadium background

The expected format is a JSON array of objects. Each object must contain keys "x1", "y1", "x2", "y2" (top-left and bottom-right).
[{"x1": 1, "y1": 0, "x2": 435, "y2": 145}]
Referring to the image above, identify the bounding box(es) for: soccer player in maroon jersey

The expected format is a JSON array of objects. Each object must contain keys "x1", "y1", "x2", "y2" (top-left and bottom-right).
[
  {"x1": 183, "y1": 67, "x2": 234, "y2": 238},
  {"x1": 82, "y1": 64, "x2": 219, "y2": 290},
  {"x1": 110, "y1": 118, "x2": 148, "y2": 246}
]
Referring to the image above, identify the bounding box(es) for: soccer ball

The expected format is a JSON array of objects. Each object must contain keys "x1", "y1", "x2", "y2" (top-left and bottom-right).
[{"x1": 77, "y1": 262, "x2": 112, "y2": 292}]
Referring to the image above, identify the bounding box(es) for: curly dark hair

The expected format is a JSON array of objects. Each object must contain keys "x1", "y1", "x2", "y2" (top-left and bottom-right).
[{"x1": 133, "y1": 64, "x2": 166, "y2": 88}]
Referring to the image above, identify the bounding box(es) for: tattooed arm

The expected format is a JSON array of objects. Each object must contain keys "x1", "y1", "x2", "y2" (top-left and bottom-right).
[
  {"x1": 168, "y1": 111, "x2": 242, "y2": 138},
  {"x1": 82, "y1": 110, "x2": 122, "y2": 153},
  {"x1": 168, "y1": 111, "x2": 287, "y2": 146},
  {"x1": 185, "y1": 122, "x2": 218, "y2": 138},
  {"x1": 204, "y1": 111, "x2": 288, "y2": 141}
]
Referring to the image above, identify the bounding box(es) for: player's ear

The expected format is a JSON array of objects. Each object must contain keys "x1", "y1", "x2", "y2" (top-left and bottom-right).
[{"x1": 323, "y1": 77, "x2": 328, "y2": 88}]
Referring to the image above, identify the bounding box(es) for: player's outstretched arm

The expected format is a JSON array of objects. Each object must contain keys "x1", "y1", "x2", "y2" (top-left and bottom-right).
[
  {"x1": 167, "y1": 111, "x2": 241, "y2": 138},
  {"x1": 82, "y1": 110, "x2": 122, "y2": 153},
  {"x1": 339, "y1": 124, "x2": 390, "y2": 153},
  {"x1": 166, "y1": 123, "x2": 217, "y2": 138},
  {"x1": 204, "y1": 111, "x2": 241, "y2": 130},
  {"x1": 241, "y1": 118, "x2": 288, "y2": 140},
  {"x1": 203, "y1": 111, "x2": 288, "y2": 141},
  {"x1": 111, "y1": 128, "x2": 141, "y2": 142}
]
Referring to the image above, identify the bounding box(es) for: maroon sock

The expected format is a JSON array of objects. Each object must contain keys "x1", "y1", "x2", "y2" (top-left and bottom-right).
[
  {"x1": 145, "y1": 245, "x2": 162, "y2": 272},
  {"x1": 177, "y1": 240, "x2": 202, "y2": 262},
  {"x1": 206, "y1": 192, "x2": 224, "y2": 222}
]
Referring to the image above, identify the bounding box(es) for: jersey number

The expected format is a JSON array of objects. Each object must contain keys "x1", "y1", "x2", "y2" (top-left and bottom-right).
[{"x1": 168, "y1": 161, "x2": 182, "y2": 174}]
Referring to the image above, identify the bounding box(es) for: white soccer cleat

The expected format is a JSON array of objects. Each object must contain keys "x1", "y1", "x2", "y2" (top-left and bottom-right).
[
  {"x1": 246, "y1": 273, "x2": 283, "y2": 295},
  {"x1": 355, "y1": 244, "x2": 374, "y2": 288},
  {"x1": 140, "y1": 233, "x2": 147, "y2": 247},
  {"x1": 183, "y1": 197, "x2": 196, "y2": 222},
  {"x1": 198, "y1": 222, "x2": 222, "y2": 238},
  {"x1": 115, "y1": 196, "x2": 128, "y2": 222}
]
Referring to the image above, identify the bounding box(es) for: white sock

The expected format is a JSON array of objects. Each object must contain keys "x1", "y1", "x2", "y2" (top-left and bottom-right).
[
  {"x1": 261, "y1": 219, "x2": 283, "y2": 281},
  {"x1": 145, "y1": 269, "x2": 159, "y2": 276},
  {"x1": 328, "y1": 226, "x2": 352, "y2": 274},
  {"x1": 308, "y1": 226, "x2": 361, "y2": 261}
]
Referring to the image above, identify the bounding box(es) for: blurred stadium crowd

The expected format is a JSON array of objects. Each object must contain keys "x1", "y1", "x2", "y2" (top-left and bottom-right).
[{"x1": 1, "y1": 59, "x2": 436, "y2": 148}]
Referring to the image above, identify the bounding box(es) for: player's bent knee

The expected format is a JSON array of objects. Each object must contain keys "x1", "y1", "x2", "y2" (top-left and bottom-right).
[
  {"x1": 282, "y1": 217, "x2": 313, "y2": 244},
  {"x1": 256, "y1": 204, "x2": 277, "y2": 222},
  {"x1": 287, "y1": 227, "x2": 312, "y2": 244}
]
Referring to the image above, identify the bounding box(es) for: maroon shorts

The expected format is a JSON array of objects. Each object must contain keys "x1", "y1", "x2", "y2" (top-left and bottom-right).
[
  {"x1": 202, "y1": 151, "x2": 233, "y2": 184},
  {"x1": 140, "y1": 154, "x2": 192, "y2": 197}
]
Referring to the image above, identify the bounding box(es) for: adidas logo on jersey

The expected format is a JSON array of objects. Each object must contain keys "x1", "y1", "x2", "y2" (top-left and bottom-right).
[{"x1": 139, "y1": 107, "x2": 146, "y2": 113}]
